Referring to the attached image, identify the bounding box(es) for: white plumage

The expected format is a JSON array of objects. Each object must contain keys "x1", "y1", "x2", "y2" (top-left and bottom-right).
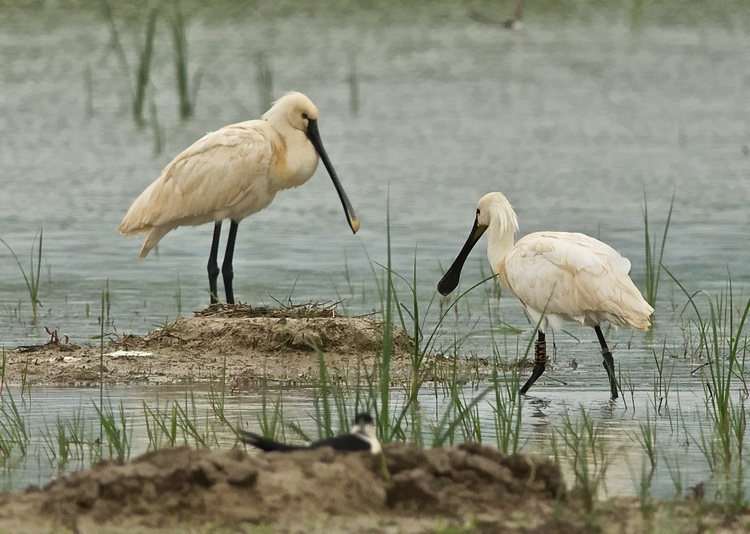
[
  {"x1": 438, "y1": 192, "x2": 653, "y2": 399},
  {"x1": 119, "y1": 92, "x2": 358, "y2": 304},
  {"x1": 500, "y1": 231, "x2": 651, "y2": 333}
]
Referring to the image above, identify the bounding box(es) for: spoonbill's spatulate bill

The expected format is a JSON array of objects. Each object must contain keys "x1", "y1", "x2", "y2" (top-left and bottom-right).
[
  {"x1": 119, "y1": 91, "x2": 359, "y2": 305},
  {"x1": 437, "y1": 192, "x2": 653, "y2": 399},
  {"x1": 240, "y1": 413, "x2": 381, "y2": 454}
]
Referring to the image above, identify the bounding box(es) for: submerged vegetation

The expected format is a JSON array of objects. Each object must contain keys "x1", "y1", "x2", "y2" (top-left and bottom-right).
[
  {"x1": 168, "y1": 0, "x2": 200, "y2": 120},
  {"x1": 98, "y1": 0, "x2": 201, "y2": 139}
]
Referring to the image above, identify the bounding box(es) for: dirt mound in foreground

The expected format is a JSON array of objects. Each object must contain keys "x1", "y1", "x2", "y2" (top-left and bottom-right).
[{"x1": 11, "y1": 443, "x2": 563, "y2": 529}]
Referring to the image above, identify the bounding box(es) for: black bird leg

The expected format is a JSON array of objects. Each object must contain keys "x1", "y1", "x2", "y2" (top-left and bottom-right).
[
  {"x1": 520, "y1": 331, "x2": 547, "y2": 395},
  {"x1": 222, "y1": 220, "x2": 239, "y2": 305},
  {"x1": 595, "y1": 325, "x2": 619, "y2": 399},
  {"x1": 207, "y1": 221, "x2": 222, "y2": 304}
]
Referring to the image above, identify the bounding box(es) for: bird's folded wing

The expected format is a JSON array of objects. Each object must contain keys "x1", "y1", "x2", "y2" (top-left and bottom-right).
[
  {"x1": 505, "y1": 232, "x2": 650, "y2": 329},
  {"x1": 120, "y1": 122, "x2": 274, "y2": 232}
]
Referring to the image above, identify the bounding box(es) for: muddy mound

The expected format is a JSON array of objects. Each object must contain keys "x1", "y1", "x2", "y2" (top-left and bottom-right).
[
  {"x1": 18, "y1": 443, "x2": 563, "y2": 529},
  {"x1": 6, "y1": 307, "x2": 427, "y2": 386},
  {"x1": 140, "y1": 314, "x2": 412, "y2": 354},
  {"x1": 193, "y1": 301, "x2": 340, "y2": 319}
]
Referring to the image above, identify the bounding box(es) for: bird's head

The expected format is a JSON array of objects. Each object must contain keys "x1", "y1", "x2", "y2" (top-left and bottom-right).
[
  {"x1": 262, "y1": 91, "x2": 359, "y2": 234},
  {"x1": 437, "y1": 192, "x2": 518, "y2": 296},
  {"x1": 353, "y1": 413, "x2": 374, "y2": 425},
  {"x1": 476, "y1": 192, "x2": 519, "y2": 236},
  {"x1": 261, "y1": 91, "x2": 320, "y2": 132},
  {"x1": 352, "y1": 413, "x2": 375, "y2": 436}
]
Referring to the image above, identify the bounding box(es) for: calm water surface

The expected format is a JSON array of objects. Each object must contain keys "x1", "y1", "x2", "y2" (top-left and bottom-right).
[{"x1": 1, "y1": 3, "x2": 749, "y2": 497}]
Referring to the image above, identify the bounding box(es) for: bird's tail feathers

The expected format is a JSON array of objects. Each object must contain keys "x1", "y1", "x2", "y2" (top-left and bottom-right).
[
  {"x1": 240, "y1": 431, "x2": 304, "y2": 452},
  {"x1": 137, "y1": 227, "x2": 172, "y2": 258},
  {"x1": 607, "y1": 297, "x2": 654, "y2": 332}
]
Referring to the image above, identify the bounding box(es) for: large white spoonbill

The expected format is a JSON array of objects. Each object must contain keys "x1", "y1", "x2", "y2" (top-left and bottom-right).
[
  {"x1": 437, "y1": 192, "x2": 653, "y2": 399},
  {"x1": 119, "y1": 92, "x2": 359, "y2": 304}
]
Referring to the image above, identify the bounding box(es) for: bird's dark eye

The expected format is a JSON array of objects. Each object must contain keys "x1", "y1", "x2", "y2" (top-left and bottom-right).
[
  {"x1": 302, "y1": 112, "x2": 309, "y2": 120},
  {"x1": 476, "y1": 209, "x2": 481, "y2": 216}
]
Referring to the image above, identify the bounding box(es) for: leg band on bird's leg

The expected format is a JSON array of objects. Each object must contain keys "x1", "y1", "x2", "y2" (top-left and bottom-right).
[
  {"x1": 594, "y1": 325, "x2": 619, "y2": 399},
  {"x1": 520, "y1": 331, "x2": 547, "y2": 395},
  {"x1": 222, "y1": 221, "x2": 239, "y2": 305},
  {"x1": 207, "y1": 222, "x2": 222, "y2": 304}
]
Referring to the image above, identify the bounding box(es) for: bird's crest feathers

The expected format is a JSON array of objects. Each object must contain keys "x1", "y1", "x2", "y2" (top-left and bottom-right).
[{"x1": 482, "y1": 193, "x2": 519, "y2": 237}]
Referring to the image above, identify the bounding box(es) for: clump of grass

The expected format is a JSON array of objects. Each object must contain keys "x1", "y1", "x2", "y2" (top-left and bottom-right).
[
  {"x1": 207, "y1": 356, "x2": 229, "y2": 425},
  {"x1": 0, "y1": 392, "x2": 30, "y2": 457},
  {"x1": 143, "y1": 392, "x2": 217, "y2": 450},
  {"x1": 372, "y1": 203, "x2": 396, "y2": 441},
  {"x1": 634, "y1": 406, "x2": 658, "y2": 470},
  {"x1": 430, "y1": 382, "x2": 492, "y2": 447},
  {"x1": 41, "y1": 409, "x2": 86, "y2": 472},
  {"x1": 98, "y1": 287, "x2": 106, "y2": 439},
  {"x1": 485, "y1": 293, "x2": 525, "y2": 454},
  {"x1": 173, "y1": 391, "x2": 213, "y2": 447},
  {"x1": 0, "y1": 229, "x2": 44, "y2": 323},
  {"x1": 635, "y1": 459, "x2": 655, "y2": 520},
  {"x1": 490, "y1": 361, "x2": 523, "y2": 454},
  {"x1": 661, "y1": 452, "x2": 685, "y2": 498},
  {"x1": 643, "y1": 190, "x2": 674, "y2": 310},
  {"x1": 143, "y1": 401, "x2": 178, "y2": 449},
  {"x1": 667, "y1": 268, "x2": 749, "y2": 490},
  {"x1": 312, "y1": 349, "x2": 337, "y2": 439},
  {"x1": 93, "y1": 400, "x2": 131, "y2": 463},
  {"x1": 256, "y1": 383, "x2": 286, "y2": 441},
  {"x1": 557, "y1": 406, "x2": 610, "y2": 513},
  {"x1": 650, "y1": 341, "x2": 674, "y2": 414}
]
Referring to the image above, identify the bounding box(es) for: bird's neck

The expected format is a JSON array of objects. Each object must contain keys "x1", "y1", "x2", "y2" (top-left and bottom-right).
[
  {"x1": 269, "y1": 128, "x2": 319, "y2": 190},
  {"x1": 353, "y1": 423, "x2": 382, "y2": 454},
  {"x1": 486, "y1": 224, "x2": 515, "y2": 275}
]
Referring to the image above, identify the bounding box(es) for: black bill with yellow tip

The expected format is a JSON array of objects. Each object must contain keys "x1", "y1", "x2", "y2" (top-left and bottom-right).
[{"x1": 306, "y1": 119, "x2": 360, "y2": 234}]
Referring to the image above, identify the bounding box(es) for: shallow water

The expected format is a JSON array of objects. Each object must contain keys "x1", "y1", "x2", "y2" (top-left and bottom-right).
[
  {"x1": 1, "y1": 1, "x2": 750, "y2": 498},
  {"x1": 0, "y1": 378, "x2": 723, "y2": 500}
]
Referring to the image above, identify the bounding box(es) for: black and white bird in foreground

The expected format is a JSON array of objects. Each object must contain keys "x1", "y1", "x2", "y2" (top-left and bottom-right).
[{"x1": 240, "y1": 413, "x2": 381, "y2": 454}]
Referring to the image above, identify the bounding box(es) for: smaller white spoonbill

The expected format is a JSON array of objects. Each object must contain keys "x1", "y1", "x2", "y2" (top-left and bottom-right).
[
  {"x1": 119, "y1": 92, "x2": 359, "y2": 305},
  {"x1": 437, "y1": 192, "x2": 653, "y2": 399}
]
